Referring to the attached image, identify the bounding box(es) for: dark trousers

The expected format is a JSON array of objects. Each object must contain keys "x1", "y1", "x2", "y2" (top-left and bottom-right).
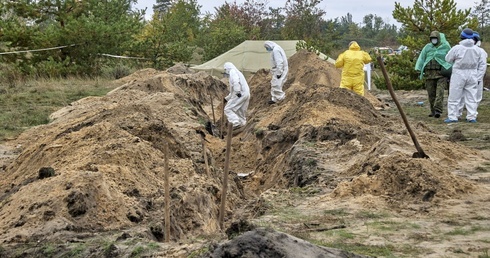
[{"x1": 425, "y1": 77, "x2": 447, "y2": 114}]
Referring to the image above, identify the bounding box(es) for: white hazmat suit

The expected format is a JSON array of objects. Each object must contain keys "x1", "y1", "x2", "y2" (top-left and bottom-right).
[
  {"x1": 264, "y1": 41, "x2": 289, "y2": 103},
  {"x1": 475, "y1": 45, "x2": 488, "y2": 106},
  {"x1": 223, "y1": 62, "x2": 250, "y2": 128},
  {"x1": 457, "y1": 36, "x2": 488, "y2": 117},
  {"x1": 445, "y1": 38, "x2": 486, "y2": 122}
]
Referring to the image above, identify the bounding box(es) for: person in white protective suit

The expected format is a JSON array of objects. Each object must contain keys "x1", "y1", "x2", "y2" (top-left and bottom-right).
[
  {"x1": 475, "y1": 33, "x2": 488, "y2": 108},
  {"x1": 444, "y1": 28, "x2": 486, "y2": 123},
  {"x1": 264, "y1": 41, "x2": 289, "y2": 105},
  {"x1": 223, "y1": 62, "x2": 250, "y2": 129},
  {"x1": 457, "y1": 31, "x2": 488, "y2": 117}
]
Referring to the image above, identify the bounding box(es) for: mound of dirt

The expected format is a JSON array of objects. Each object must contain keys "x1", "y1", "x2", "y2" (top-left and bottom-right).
[
  {"x1": 0, "y1": 71, "x2": 238, "y2": 244},
  {"x1": 113, "y1": 68, "x2": 161, "y2": 85},
  {"x1": 166, "y1": 63, "x2": 196, "y2": 75},
  {"x1": 227, "y1": 50, "x2": 481, "y2": 207},
  {"x1": 332, "y1": 153, "x2": 475, "y2": 203},
  {"x1": 0, "y1": 49, "x2": 486, "y2": 257}
]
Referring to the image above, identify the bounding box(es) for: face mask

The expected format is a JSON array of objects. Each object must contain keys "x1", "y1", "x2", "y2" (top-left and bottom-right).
[
  {"x1": 431, "y1": 38, "x2": 438, "y2": 45},
  {"x1": 265, "y1": 47, "x2": 272, "y2": 52},
  {"x1": 477, "y1": 41, "x2": 482, "y2": 47}
]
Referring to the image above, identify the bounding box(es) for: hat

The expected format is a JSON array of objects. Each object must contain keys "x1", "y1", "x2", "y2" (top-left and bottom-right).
[
  {"x1": 460, "y1": 28, "x2": 474, "y2": 39},
  {"x1": 473, "y1": 31, "x2": 481, "y2": 42}
]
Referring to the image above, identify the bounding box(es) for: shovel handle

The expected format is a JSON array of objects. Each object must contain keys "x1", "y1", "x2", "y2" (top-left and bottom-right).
[{"x1": 377, "y1": 56, "x2": 429, "y2": 159}]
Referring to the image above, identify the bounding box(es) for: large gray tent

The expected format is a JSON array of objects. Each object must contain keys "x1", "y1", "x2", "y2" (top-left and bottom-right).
[{"x1": 191, "y1": 40, "x2": 333, "y2": 78}]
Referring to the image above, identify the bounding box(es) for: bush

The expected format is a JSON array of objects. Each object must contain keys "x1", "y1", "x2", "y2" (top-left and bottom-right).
[
  {"x1": 0, "y1": 63, "x2": 24, "y2": 87},
  {"x1": 35, "y1": 57, "x2": 70, "y2": 78},
  {"x1": 372, "y1": 50, "x2": 424, "y2": 90},
  {"x1": 101, "y1": 64, "x2": 133, "y2": 79}
]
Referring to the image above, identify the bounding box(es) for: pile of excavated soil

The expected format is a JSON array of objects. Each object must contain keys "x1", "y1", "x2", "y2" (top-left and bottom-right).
[
  {"x1": 0, "y1": 49, "x2": 486, "y2": 256},
  {"x1": 0, "y1": 71, "x2": 239, "y2": 244},
  {"x1": 332, "y1": 153, "x2": 475, "y2": 202},
  {"x1": 221, "y1": 50, "x2": 482, "y2": 210}
]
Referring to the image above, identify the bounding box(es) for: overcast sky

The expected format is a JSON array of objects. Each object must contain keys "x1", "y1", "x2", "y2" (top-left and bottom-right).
[{"x1": 133, "y1": 0, "x2": 474, "y2": 25}]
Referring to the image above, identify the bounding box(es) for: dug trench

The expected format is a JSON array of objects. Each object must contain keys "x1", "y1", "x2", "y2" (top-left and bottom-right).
[{"x1": 0, "y1": 50, "x2": 489, "y2": 257}]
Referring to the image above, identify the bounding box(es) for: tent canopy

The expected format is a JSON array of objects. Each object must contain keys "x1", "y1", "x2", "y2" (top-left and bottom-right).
[{"x1": 191, "y1": 40, "x2": 333, "y2": 78}]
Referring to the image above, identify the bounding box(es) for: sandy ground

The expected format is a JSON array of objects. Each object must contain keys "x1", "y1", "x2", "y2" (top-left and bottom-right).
[{"x1": 0, "y1": 50, "x2": 489, "y2": 257}]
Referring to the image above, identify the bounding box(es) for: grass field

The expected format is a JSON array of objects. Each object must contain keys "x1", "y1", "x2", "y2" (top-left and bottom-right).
[{"x1": 0, "y1": 77, "x2": 119, "y2": 141}]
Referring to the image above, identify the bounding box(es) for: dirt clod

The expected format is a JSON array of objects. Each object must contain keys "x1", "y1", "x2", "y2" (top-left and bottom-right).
[{"x1": 38, "y1": 167, "x2": 56, "y2": 179}]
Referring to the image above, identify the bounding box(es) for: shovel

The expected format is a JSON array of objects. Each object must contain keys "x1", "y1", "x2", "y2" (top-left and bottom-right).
[{"x1": 377, "y1": 56, "x2": 429, "y2": 159}]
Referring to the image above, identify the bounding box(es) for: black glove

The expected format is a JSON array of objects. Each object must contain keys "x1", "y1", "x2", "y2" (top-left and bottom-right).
[
  {"x1": 236, "y1": 92, "x2": 242, "y2": 98},
  {"x1": 276, "y1": 74, "x2": 282, "y2": 79}
]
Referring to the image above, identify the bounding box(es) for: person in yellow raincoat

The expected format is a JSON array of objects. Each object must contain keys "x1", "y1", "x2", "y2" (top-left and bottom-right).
[{"x1": 335, "y1": 41, "x2": 372, "y2": 96}]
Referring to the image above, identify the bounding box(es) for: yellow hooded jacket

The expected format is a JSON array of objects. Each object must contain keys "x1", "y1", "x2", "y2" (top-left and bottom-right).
[{"x1": 335, "y1": 41, "x2": 372, "y2": 96}]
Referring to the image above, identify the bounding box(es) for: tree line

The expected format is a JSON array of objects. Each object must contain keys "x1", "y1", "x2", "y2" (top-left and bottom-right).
[{"x1": 0, "y1": 0, "x2": 482, "y2": 89}]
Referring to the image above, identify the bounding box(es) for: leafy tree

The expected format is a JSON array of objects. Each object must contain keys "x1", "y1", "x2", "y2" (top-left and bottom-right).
[
  {"x1": 473, "y1": 0, "x2": 490, "y2": 27},
  {"x1": 282, "y1": 0, "x2": 326, "y2": 40},
  {"x1": 280, "y1": 0, "x2": 341, "y2": 56},
  {"x1": 472, "y1": 0, "x2": 490, "y2": 38},
  {"x1": 375, "y1": 24, "x2": 398, "y2": 46},
  {"x1": 154, "y1": 0, "x2": 174, "y2": 14},
  {"x1": 372, "y1": 50, "x2": 423, "y2": 90},
  {"x1": 134, "y1": 0, "x2": 201, "y2": 69},
  {"x1": 378, "y1": 0, "x2": 478, "y2": 90},
  {"x1": 362, "y1": 14, "x2": 377, "y2": 39},
  {"x1": 234, "y1": 0, "x2": 270, "y2": 39},
  {"x1": 335, "y1": 13, "x2": 354, "y2": 35},
  {"x1": 1, "y1": 0, "x2": 144, "y2": 77},
  {"x1": 393, "y1": 0, "x2": 477, "y2": 49},
  {"x1": 198, "y1": 14, "x2": 247, "y2": 61},
  {"x1": 259, "y1": 7, "x2": 286, "y2": 40}
]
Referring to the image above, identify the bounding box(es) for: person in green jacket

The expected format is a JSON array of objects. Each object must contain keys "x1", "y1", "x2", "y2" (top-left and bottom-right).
[{"x1": 415, "y1": 31, "x2": 452, "y2": 118}]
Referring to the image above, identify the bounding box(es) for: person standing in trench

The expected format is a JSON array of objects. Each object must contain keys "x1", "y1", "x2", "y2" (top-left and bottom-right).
[{"x1": 264, "y1": 41, "x2": 289, "y2": 105}]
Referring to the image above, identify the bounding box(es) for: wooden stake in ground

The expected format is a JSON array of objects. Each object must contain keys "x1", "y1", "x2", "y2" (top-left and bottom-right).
[
  {"x1": 220, "y1": 98, "x2": 226, "y2": 139},
  {"x1": 219, "y1": 123, "x2": 233, "y2": 230},
  {"x1": 164, "y1": 143, "x2": 171, "y2": 242},
  {"x1": 201, "y1": 134, "x2": 210, "y2": 176},
  {"x1": 377, "y1": 56, "x2": 429, "y2": 159},
  {"x1": 210, "y1": 94, "x2": 216, "y2": 125}
]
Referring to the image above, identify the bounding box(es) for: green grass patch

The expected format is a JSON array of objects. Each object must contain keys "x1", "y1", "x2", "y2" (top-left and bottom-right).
[
  {"x1": 271, "y1": 207, "x2": 305, "y2": 223},
  {"x1": 355, "y1": 210, "x2": 391, "y2": 219},
  {"x1": 0, "y1": 77, "x2": 117, "y2": 141},
  {"x1": 366, "y1": 220, "x2": 421, "y2": 231},
  {"x1": 446, "y1": 225, "x2": 487, "y2": 236},
  {"x1": 323, "y1": 208, "x2": 350, "y2": 217},
  {"x1": 188, "y1": 246, "x2": 210, "y2": 258},
  {"x1": 41, "y1": 244, "x2": 57, "y2": 256},
  {"x1": 303, "y1": 141, "x2": 316, "y2": 148},
  {"x1": 319, "y1": 241, "x2": 396, "y2": 257},
  {"x1": 65, "y1": 243, "x2": 86, "y2": 257},
  {"x1": 128, "y1": 242, "x2": 160, "y2": 257},
  {"x1": 305, "y1": 158, "x2": 318, "y2": 167},
  {"x1": 254, "y1": 128, "x2": 265, "y2": 138},
  {"x1": 322, "y1": 229, "x2": 356, "y2": 240}
]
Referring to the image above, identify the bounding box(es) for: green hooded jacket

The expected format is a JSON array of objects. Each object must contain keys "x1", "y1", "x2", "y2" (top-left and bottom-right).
[{"x1": 414, "y1": 31, "x2": 452, "y2": 79}]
